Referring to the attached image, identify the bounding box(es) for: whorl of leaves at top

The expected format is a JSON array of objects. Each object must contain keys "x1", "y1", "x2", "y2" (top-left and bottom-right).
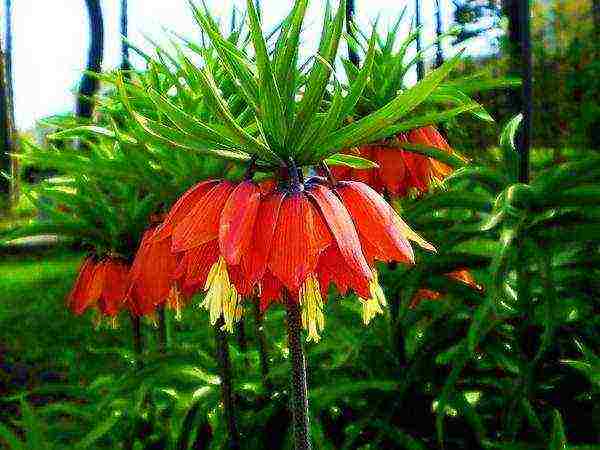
[
  {"x1": 109, "y1": 0, "x2": 473, "y2": 171},
  {"x1": 342, "y1": 12, "x2": 522, "y2": 140}
]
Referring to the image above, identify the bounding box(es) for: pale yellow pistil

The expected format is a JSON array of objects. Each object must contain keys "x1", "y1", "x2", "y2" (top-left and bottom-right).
[
  {"x1": 359, "y1": 270, "x2": 387, "y2": 325},
  {"x1": 202, "y1": 256, "x2": 243, "y2": 332},
  {"x1": 299, "y1": 274, "x2": 325, "y2": 343},
  {"x1": 166, "y1": 285, "x2": 184, "y2": 321}
]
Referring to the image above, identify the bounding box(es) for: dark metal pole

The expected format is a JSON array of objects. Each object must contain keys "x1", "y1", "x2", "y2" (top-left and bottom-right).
[
  {"x1": 215, "y1": 319, "x2": 241, "y2": 450},
  {"x1": 346, "y1": 0, "x2": 360, "y2": 66},
  {"x1": 415, "y1": 0, "x2": 425, "y2": 80},
  {"x1": 285, "y1": 294, "x2": 311, "y2": 450},
  {"x1": 518, "y1": 0, "x2": 531, "y2": 184}
]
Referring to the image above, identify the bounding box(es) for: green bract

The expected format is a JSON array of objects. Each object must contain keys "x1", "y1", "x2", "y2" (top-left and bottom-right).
[{"x1": 111, "y1": 0, "x2": 473, "y2": 172}]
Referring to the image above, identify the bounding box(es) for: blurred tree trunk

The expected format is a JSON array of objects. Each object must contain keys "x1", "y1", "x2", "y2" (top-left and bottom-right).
[
  {"x1": 120, "y1": 0, "x2": 130, "y2": 72},
  {"x1": 255, "y1": 0, "x2": 261, "y2": 20},
  {"x1": 415, "y1": 0, "x2": 425, "y2": 80},
  {"x1": 503, "y1": 0, "x2": 522, "y2": 115},
  {"x1": 504, "y1": 0, "x2": 531, "y2": 179},
  {"x1": 593, "y1": 0, "x2": 600, "y2": 53},
  {"x1": 0, "y1": 0, "x2": 15, "y2": 197},
  {"x1": 76, "y1": 0, "x2": 104, "y2": 119},
  {"x1": 434, "y1": 0, "x2": 444, "y2": 67},
  {"x1": 346, "y1": 0, "x2": 360, "y2": 66}
]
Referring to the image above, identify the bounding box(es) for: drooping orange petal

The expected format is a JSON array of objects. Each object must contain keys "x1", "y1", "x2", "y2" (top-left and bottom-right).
[
  {"x1": 229, "y1": 264, "x2": 255, "y2": 297},
  {"x1": 316, "y1": 245, "x2": 370, "y2": 299},
  {"x1": 410, "y1": 288, "x2": 442, "y2": 308},
  {"x1": 268, "y1": 192, "x2": 331, "y2": 292},
  {"x1": 240, "y1": 191, "x2": 285, "y2": 285},
  {"x1": 88, "y1": 261, "x2": 107, "y2": 306},
  {"x1": 329, "y1": 164, "x2": 352, "y2": 182},
  {"x1": 407, "y1": 127, "x2": 453, "y2": 181},
  {"x1": 172, "y1": 181, "x2": 235, "y2": 252},
  {"x1": 128, "y1": 230, "x2": 152, "y2": 286},
  {"x1": 307, "y1": 183, "x2": 371, "y2": 281},
  {"x1": 372, "y1": 145, "x2": 409, "y2": 196},
  {"x1": 259, "y1": 270, "x2": 284, "y2": 312},
  {"x1": 174, "y1": 241, "x2": 220, "y2": 298},
  {"x1": 351, "y1": 146, "x2": 377, "y2": 186},
  {"x1": 258, "y1": 178, "x2": 277, "y2": 195},
  {"x1": 402, "y1": 151, "x2": 432, "y2": 193},
  {"x1": 336, "y1": 181, "x2": 419, "y2": 265},
  {"x1": 219, "y1": 181, "x2": 261, "y2": 266},
  {"x1": 128, "y1": 228, "x2": 179, "y2": 316},
  {"x1": 99, "y1": 260, "x2": 129, "y2": 317},
  {"x1": 153, "y1": 180, "x2": 219, "y2": 242},
  {"x1": 418, "y1": 126, "x2": 452, "y2": 151},
  {"x1": 68, "y1": 257, "x2": 97, "y2": 315},
  {"x1": 447, "y1": 269, "x2": 483, "y2": 292}
]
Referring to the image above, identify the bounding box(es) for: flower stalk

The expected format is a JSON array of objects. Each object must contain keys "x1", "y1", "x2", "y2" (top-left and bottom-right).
[
  {"x1": 236, "y1": 317, "x2": 250, "y2": 369},
  {"x1": 130, "y1": 313, "x2": 143, "y2": 369},
  {"x1": 157, "y1": 306, "x2": 168, "y2": 354},
  {"x1": 254, "y1": 299, "x2": 272, "y2": 392},
  {"x1": 214, "y1": 318, "x2": 241, "y2": 450},
  {"x1": 285, "y1": 292, "x2": 312, "y2": 450}
]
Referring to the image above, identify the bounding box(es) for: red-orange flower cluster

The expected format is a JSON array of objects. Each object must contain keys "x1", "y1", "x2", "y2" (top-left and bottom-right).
[
  {"x1": 409, "y1": 269, "x2": 484, "y2": 309},
  {"x1": 68, "y1": 256, "x2": 129, "y2": 319},
  {"x1": 331, "y1": 126, "x2": 457, "y2": 197},
  {"x1": 155, "y1": 177, "x2": 434, "y2": 341},
  {"x1": 127, "y1": 226, "x2": 183, "y2": 318}
]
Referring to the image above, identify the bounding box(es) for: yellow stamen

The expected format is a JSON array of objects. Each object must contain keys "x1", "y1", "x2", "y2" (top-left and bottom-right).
[
  {"x1": 92, "y1": 311, "x2": 102, "y2": 330},
  {"x1": 166, "y1": 285, "x2": 184, "y2": 321},
  {"x1": 299, "y1": 275, "x2": 325, "y2": 343},
  {"x1": 202, "y1": 256, "x2": 243, "y2": 332},
  {"x1": 359, "y1": 270, "x2": 387, "y2": 325},
  {"x1": 148, "y1": 311, "x2": 158, "y2": 328}
]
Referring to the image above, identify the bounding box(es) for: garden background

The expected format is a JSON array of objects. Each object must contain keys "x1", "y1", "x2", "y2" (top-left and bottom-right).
[{"x1": 0, "y1": 0, "x2": 599, "y2": 449}]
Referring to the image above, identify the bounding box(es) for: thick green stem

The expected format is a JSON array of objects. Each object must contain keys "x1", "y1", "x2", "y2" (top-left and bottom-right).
[
  {"x1": 157, "y1": 306, "x2": 168, "y2": 354},
  {"x1": 236, "y1": 317, "x2": 249, "y2": 369},
  {"x1": 215, "y1": 319, "x2": 241, "y2": 450},
  {"x1": 130, "y1": 313, "x2": 143, "y2": 369},
  {"x1": 285, "y1": 295, "x2": 311, "y2": 450},
  {"x1": 254, "y1": 299, "x2": 272, "y2": 391}
]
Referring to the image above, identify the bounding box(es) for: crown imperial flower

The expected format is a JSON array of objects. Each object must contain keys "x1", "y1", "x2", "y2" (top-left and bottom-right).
[
  {"x1": 157, "y1": 173, "x2": 434, "y2": 341},
  {"x1": 128, "y1": 227, "x2": 183, "y2": 317},
  {"x1": 331, "y1": 126, "x2": 458, "y2": 197},
  {"x1": 68, "y1": 256, "x2": 129, "y2": 319}
]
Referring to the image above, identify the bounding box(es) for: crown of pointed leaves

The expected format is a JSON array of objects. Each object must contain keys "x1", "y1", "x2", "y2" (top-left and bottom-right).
[{"x1": 109, "y1": 0, "x2": 470, "y2": 174}]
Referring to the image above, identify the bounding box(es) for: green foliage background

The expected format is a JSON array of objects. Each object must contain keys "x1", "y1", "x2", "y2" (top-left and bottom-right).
[{"x1": 1, "y1": 1, "x2": 599, "y2": 449}]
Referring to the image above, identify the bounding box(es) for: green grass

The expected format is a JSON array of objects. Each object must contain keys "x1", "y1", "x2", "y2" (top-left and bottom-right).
[{"x1": 0, "y1": 249, "x2": 135, "y2": 403}]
